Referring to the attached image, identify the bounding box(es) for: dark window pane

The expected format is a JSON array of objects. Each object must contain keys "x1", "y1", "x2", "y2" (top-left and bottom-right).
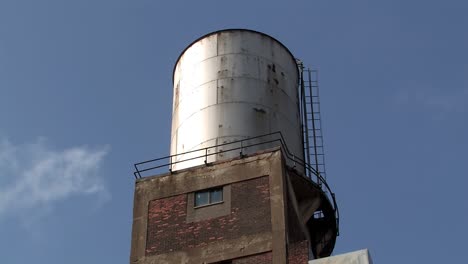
[
  {"x1": 210, "y1": 188, "x2": 223, "y2": 203},
  {"x1": 195, "y1": 191, "x2": 209, "y2": 207}
]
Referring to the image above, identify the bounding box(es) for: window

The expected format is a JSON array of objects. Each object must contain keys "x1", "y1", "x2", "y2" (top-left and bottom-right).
[
  {"x1": 187, "y1": 185, "x2": 231, "y2": 222},
  {"x1": 195, "y1": 187, "x2": 223, "y2": 207},
  {"x1": 313, "y1": 210, "x2": 324, "y2": 219}
]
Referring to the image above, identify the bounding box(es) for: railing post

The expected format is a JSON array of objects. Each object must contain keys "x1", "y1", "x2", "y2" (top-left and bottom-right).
[
  {"x1": 204, "y1": 148, "x2": 208, "y2": 165},
  {"x1": 134, "y1": 164, "x2": 141, "y2": 179},
  {"x1": 240, "y1": 140, "x2": 243, "y2": 157},
  {"x1": 169, "y1": 155, "x2": 173, "y2": 173}
]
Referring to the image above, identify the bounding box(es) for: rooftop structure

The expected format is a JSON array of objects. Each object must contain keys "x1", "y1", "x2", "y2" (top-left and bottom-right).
[{"x1": 130, "y1": 29, "x2": 340, "y2": 264}]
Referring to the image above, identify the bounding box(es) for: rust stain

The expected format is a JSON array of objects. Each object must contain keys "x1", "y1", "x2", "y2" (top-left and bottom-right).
[{"x1": 253, "y1": 107, "x2": 267, "y2": 114}]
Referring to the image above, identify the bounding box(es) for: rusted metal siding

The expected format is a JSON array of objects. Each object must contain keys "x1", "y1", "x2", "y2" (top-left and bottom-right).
[{"x1": 171, "y1": 29, "x2": 303, "y2": 170}]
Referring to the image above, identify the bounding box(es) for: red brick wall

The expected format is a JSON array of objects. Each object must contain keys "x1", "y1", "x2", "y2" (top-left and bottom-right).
[
  {"x1": 232, "y1": 251, "x2": 272, "y2": 264},
  {"x1": 287, "y1": 240, "x2": 309, "y2": 264},
  {"x1": 146, "y1": 176, "x2": 271, "y2": 256},
  {"x1": 286, "y1": 186, "x2": 309, "y2": 263}
]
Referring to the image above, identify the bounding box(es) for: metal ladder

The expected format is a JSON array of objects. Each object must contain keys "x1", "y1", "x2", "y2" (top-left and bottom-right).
[{"x1": 301, "y1": 67, "x2": 327, "y2": 186}]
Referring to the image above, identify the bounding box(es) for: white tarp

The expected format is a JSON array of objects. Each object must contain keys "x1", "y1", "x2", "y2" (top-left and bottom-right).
[{"x1": 309, "y1": 249, "x2": 373, "y2": 264}]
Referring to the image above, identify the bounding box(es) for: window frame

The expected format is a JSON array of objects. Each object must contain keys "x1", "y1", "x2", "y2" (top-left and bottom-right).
[{"x1": 194, "y1": 187, "x2": 224, "y2": 208}]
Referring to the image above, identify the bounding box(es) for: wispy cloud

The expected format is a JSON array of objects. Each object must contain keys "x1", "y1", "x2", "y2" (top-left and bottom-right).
[
  {"x1": 394, "y1": 85, "x2": 468, "y2": 116},
  {"x1": 0, "y1": 137, "x2": 110, "y2": 219}
]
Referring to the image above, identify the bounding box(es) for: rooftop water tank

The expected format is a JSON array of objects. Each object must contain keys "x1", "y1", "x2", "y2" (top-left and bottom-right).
[{"x1": 170, "y1": 29, "x2": 304, "y2": 170}]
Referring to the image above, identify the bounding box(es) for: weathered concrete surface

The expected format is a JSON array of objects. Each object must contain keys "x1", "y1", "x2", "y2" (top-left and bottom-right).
[
  {"x1": 130, "y1": 148, "x2": 334, "y2": 263},
  {"x1": 268, "y1": 149, "x2": 288, "y2": 264},
  {"x1": 130, "y1": 150, "x2": 279, "y2": 263},
  {"x1": 143, "y1": 233, "x2": 273, "y2": 264}
]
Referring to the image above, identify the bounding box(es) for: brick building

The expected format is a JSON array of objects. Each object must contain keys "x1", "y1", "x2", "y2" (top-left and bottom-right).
[{"x1": 131, "y1": 148, "x2": 337, "y2": 263}]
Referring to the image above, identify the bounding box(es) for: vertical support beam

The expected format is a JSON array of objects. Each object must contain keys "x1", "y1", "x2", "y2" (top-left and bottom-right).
[
  {"x1": 269, "y1": 151, "x2": 288, "y2": 264},
  {"x1": 130, "y1": 183, "x2": 148, "y2": 263}
]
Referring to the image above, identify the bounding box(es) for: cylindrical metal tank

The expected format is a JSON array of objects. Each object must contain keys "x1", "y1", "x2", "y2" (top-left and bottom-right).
[{"x1": 170, "y1": 29, "x2": 303, "y2": 171}]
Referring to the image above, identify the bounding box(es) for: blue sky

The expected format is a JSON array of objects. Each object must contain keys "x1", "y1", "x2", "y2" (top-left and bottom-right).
[{"x1": 1, "y1": 0, "x2": 467, "y2": 263}]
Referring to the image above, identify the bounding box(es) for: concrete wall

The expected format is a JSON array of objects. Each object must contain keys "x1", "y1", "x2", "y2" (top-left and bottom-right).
[{"x1": 130, "y1": 149, "x2": 311, "y2": 264}]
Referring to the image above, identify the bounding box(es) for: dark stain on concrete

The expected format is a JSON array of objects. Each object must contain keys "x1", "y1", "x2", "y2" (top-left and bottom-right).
[{"x1": 253, "y1": 107, "x2": 267, "y2": 114}]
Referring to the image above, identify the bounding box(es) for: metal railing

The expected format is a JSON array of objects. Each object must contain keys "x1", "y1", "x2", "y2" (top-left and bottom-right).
[{"x1": 133, "y1": 131, "x2": 339, "y2": 234}]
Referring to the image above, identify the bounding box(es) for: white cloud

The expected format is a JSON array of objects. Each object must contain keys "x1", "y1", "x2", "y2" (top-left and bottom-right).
[
  {"x1": 0, "y1": 137, "x2": 110, "y2": 218},
  {"x1": 394, "y1": 85, "x2": 468, "y2": 115}
]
